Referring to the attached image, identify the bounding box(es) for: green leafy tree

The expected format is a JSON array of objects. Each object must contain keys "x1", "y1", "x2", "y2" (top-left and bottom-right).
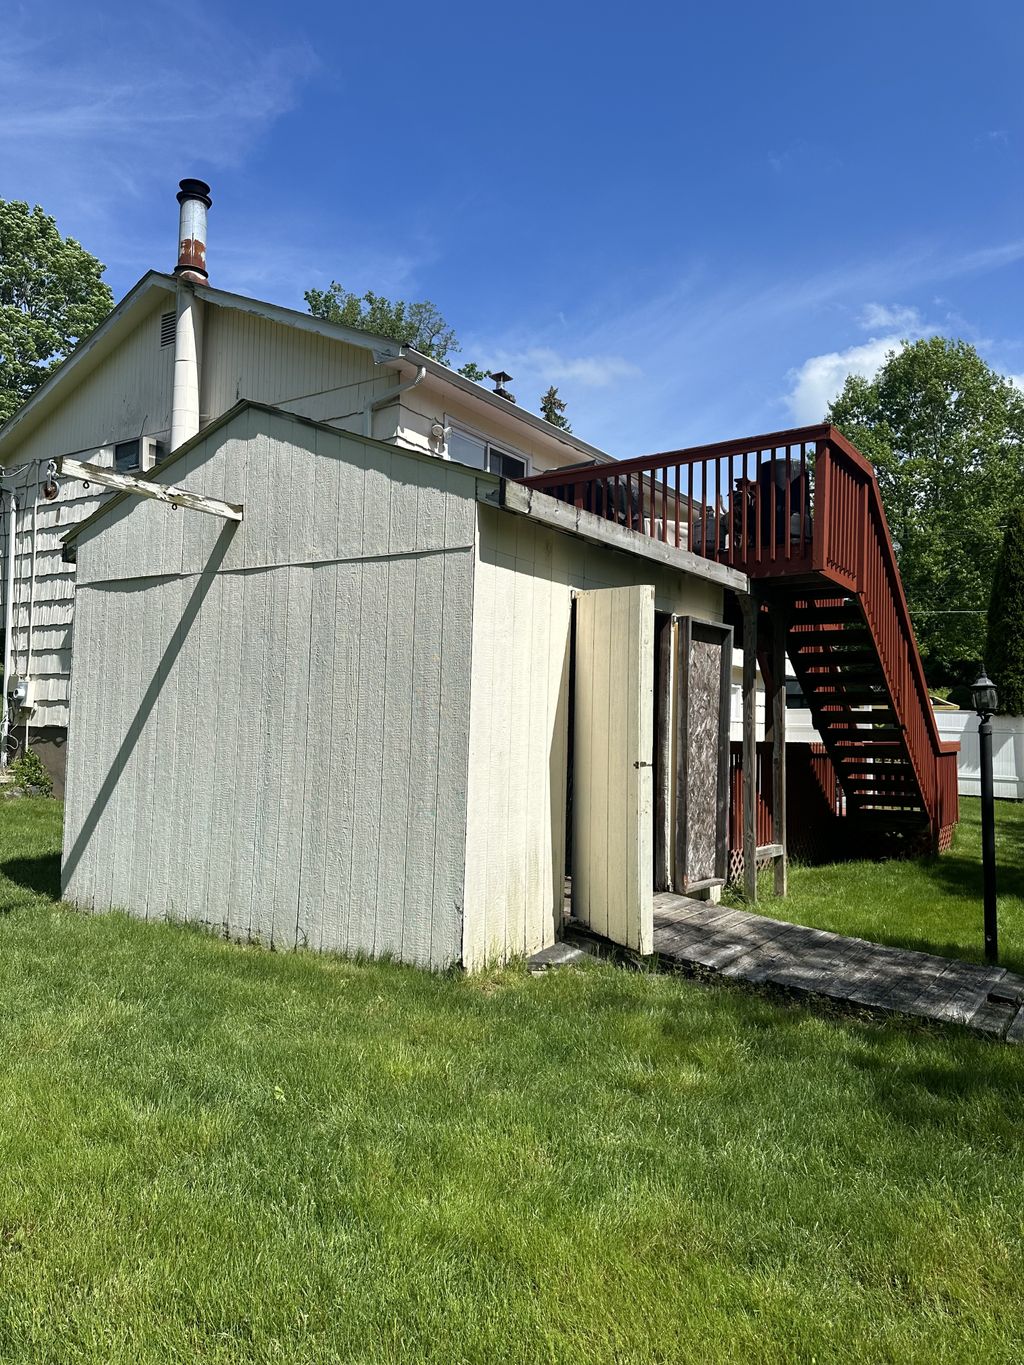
[
  {"x1": 540, "y1": 384, "x2": 571, "y2": 431},
  {"x1": 985, "y1": 505, "x2": 1024, "y2": 714},
  {"x1": 0, "y1": 200, "x2": 113, "y2": 425},
  {"x1": 827, "y1": 337, "x2": 1024, "y2": 682},
  {"x1": 458, "y1": 361, "x2": 489, "y2": 382},
  {"x1": 305, "y1": 282, "x2": 459, "y2": 364}
]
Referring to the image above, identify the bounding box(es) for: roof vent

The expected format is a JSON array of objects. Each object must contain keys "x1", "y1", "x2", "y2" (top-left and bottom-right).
[
  {"x1": 160, "y1": 311, "x2": 176, "y2": 346},
  {"x1": 491, "y1": 370, "x2": 517, "y2": 404}
]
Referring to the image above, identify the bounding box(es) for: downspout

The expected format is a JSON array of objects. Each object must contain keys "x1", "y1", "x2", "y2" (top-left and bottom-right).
[
  {"x1": 169, "y1": 179, "x2": 212, "y2": 452},
  {"x1": 362, "y1": 362, "x2": 427, "y2": 438},
  {"x1": 1, "y1": 488, "x2": 16, "y2": 769}
]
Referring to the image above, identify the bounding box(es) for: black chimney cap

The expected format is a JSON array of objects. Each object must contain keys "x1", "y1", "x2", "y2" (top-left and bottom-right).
[{"x1": 177, "y1": 178, "x2": 212, "y2": 208}]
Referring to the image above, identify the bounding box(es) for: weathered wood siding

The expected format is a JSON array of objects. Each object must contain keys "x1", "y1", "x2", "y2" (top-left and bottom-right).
[
  {"x1": 572, "y1": 585, "x2": 655, "y2": 953},
  {"x1": 2, "y1": 298, "x2": 177, "y2": 727},
  {"x1": 462, "y1": 504, "x2": 723, "y2": 969},
  {"x1": 64, "y1": 410, "x2": 477, "y2": 968}
]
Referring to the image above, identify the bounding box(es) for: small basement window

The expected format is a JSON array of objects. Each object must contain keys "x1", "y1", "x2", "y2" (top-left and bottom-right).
[
  {"x1": 447, "y1": 426, "x2": 529, "y2": 478},
  {"x1": 114, "y1": 439, "x2": 141, "y2": 472}
]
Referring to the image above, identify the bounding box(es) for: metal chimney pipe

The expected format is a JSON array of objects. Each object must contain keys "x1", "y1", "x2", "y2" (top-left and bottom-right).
[{"x1": 173, "y1": 178, "x2": 212, "y2": 283}]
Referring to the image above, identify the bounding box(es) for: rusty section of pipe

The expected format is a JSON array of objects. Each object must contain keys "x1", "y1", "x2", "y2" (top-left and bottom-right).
[{"x1": 173, "y1": 178, "x2": 212, "y2": 283}]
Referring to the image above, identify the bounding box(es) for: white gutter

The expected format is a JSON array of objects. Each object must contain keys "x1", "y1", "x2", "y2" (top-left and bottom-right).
[
  {"x1": 362, "y1": 363, "x2": 427, "y2": 438},
  {"x1": 1, "y1": 489, "x2": 16, "y2": 768}
]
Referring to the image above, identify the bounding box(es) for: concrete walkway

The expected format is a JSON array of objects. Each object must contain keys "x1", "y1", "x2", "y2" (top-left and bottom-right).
[{"x1": 651, "y1": 894, "x2": 1024, "y2": 1042}]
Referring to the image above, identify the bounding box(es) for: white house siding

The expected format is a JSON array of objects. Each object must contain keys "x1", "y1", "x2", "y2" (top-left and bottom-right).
[
  {"x1": 461, "y1": 504, "x2": 724, "y2": 969},
  {"x1": 63, "y1": 409, "x2": 479, "y2": 969},
  {"x1": 200, "y1": 305, "x2": 398, "y2": 436},
  {"x1": 396, "y1": 383, "x2": 598, "y2": 474},
  {"x1": 1, "y1": 298, "x2": 177, "y2": 731}
]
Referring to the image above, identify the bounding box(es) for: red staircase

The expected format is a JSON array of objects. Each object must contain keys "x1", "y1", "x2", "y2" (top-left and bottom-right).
[{"x1": 520, "y1": 423, "x2": 959, "y2": 854}]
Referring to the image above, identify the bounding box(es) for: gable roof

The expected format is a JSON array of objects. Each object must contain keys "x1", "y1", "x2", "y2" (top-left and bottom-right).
[
  {"x1": 1, "y1": 271, "x2": 617, "y2": 471},
  {"x1": 60, "y1": 399, "x2": 498, "y2": 548},
  {"x1": 0, "y1": 272, "x2": 404, "y2": 468},
  {"x1": 61, "y1": 399, "x2": 744, "y2": 596}
]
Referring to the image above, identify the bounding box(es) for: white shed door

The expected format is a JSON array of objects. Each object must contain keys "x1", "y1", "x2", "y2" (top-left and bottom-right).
[{"x1": 573, "y1": 585, "x2": 655, "y2": 954}]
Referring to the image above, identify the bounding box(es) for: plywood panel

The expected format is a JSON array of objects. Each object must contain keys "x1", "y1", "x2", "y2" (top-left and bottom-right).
[{"x1": 573, "y1": 585, "x2": 654, "y2": 954}]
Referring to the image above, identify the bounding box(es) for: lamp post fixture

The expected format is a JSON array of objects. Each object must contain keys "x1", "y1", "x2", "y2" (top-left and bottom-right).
[{"x1": 971, "y1": 669, "x2": 999, "y2": 964}]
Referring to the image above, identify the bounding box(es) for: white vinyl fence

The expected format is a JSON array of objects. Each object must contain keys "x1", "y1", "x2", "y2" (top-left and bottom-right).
[{"x1": 935, "y1": 711, "x2": 1024, "y2": 800}]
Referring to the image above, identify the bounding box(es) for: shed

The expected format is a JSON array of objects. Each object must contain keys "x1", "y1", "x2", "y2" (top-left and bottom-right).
[{"x1": 61, "y1": 402, "x2": 745, "y2": 969}]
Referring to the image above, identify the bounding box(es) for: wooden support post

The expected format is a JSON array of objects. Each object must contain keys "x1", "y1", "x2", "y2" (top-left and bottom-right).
[
  {"x1": 770, "y1": 605, "x2": 788, "y2": 896},
  {"x1": 58, "y1": 456, "x2": 244, "y2": 522},
  {"x1": 740, "y1": 594, "x2": 758, "y2": 902}
]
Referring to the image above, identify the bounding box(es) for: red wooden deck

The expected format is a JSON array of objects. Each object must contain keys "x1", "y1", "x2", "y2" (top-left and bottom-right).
[{"x1": 520, "y1": 424, "x2": 958, "y2": 854}]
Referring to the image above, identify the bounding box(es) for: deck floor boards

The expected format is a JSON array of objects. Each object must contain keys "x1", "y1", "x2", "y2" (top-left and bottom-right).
[{"x1": 651, "y1": 895, "x2": 1024, "y2": 1042}]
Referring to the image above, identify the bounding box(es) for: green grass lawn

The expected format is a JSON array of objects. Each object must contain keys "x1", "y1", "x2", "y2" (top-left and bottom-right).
[
  {"x1": 2, "y1": 799, "x2": 1024, "y2": 1363},
  {"x1": 741, "y1": 797, "x2": 1024, "y2": 976}
]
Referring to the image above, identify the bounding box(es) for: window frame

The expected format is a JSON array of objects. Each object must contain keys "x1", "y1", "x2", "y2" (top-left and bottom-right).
[{"x1": 444, "y1": 417, "x2": 531, "y2": 479}]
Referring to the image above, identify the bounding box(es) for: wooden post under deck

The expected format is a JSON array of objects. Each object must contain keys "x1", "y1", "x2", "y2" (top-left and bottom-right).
[
  {"x1": 770, "y1": 606, "x2": 788, "y2": 896},
  {"x1": 740, "y1": 594, "x2": 758, "y2": 902}
]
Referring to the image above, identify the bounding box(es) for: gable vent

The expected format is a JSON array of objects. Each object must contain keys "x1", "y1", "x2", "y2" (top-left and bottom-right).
[{"x1": 160, "y1": 311, "x2": 176, "y2": 347}]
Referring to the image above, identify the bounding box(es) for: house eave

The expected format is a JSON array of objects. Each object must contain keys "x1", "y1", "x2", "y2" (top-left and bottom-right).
[{"x1": 388, "y1": 351, "x2": 619, "y2": 468}]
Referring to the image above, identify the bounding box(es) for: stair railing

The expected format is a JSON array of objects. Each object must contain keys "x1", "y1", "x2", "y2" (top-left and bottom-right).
[{"x1": 813, "y1": 429, "x2": 959, "y2": 844}]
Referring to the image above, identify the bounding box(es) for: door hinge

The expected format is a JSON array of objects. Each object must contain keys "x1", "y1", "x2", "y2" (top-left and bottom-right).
[{"x1": 633, "y1": 760, "x2": 652, "y2": 769}]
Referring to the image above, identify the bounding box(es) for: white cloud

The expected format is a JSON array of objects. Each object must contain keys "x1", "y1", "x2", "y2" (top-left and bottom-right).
[
  {"x1": 785, "y1": 336, "x2": 906, "y2": 424},
  {"x1": 0, "y1": 7, "x2": 317, "y2": 200},
  {"x1": 484, "y1": 347, "x2": 640, "y2": 389},
  {"x1": 858, "y1": 303, "x2": 922, "y2": 332}
]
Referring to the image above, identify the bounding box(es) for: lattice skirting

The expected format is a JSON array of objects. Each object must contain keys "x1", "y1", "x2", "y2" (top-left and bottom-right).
[{"x1": 727, "y1": 849, "x2": 778, "y2": 886}]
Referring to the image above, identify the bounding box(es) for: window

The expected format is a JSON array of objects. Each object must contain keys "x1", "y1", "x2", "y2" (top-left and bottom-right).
[
  {"x1": 114, "y1": 439, "x2": 140, "y2": 472},
  {"x1": 447, "y1": 425, "x2": 528, "y2": 478},
  {"x1": 785, "y1": 678, "x2": 808, "y2": 710}
]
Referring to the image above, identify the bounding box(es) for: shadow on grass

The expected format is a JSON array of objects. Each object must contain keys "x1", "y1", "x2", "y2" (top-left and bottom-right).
[{"x1": 1, "y1": 854, "x2": 62, "y2": 904}]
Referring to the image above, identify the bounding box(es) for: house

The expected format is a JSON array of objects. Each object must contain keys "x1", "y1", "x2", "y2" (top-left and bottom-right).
[
  {"x1": 3, "y1": 179, "x2": 960, "y2": 969},
  {"x1": 0, "y1": 180, "x2": 615, "y2": 789}
]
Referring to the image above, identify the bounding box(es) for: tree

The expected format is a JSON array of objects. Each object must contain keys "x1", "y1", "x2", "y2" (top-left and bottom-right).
[
  {"x1": 305, "y1": 282, "x2": 459, "y2": 364},
  {"x1": 827, "y1": 338, "x2": 1024, "y2": 682},
  {"x1": 985, "y1": 505, "x2": 1024, "y2": 714},
  {"x1": 0, "y1": 200, "x2": 113, "y2": 425},
  {"x1": 540, "y1": 384, "x2": 571, "y2": 432},
  {"x1": 458, "y1": 361, "x2": 489, "y2": 382}
]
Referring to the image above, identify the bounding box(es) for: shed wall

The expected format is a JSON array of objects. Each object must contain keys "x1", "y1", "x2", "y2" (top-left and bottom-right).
[
  {"x1": 63, "y1": 415, "x2": 478, "y2": 968},
  {"x1": 462, "y1": 504, "x2": 724, "y2": 969}
]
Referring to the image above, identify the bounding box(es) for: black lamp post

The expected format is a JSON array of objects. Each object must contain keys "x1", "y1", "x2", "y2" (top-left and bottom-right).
[{"x1": 971, "y1": 669, "x2": 999, "y2": 964}]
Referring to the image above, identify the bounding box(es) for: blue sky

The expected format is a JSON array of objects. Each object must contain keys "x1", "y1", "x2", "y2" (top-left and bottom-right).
[{"x1": 2, "y1": 0, "x2": 1023, "y2": 455}]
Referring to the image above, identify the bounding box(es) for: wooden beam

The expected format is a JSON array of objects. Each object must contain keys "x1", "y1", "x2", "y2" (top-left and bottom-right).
[
  {"x1": 58, "y1": 457, "x2": 244, "y2": 522},
  {"x1": 740, "y1": 595, "x2": 758, "y2": 903},
  {"x1": 770, "y1": 605, "x2": 788, "y2": 896}
]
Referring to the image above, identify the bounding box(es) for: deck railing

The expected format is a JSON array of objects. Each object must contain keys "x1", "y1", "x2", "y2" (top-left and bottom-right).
[
  {"x1": 521, "y1": 422, "x2": 959, "y2": 847},
  {"x1": 522, "y1": 424, "x2": 822, "y2": 577}
]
